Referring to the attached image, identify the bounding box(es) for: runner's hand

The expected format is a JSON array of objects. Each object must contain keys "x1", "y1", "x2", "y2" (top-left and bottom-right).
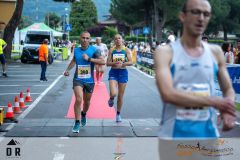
[
  {"x1": 64, "y1": 70, "x2": 69, "y2": 76},
  {"x1": 82, "y1": 54, "x2": 89, "y2": 61},
  {"x1": 213, "y1": 97, "x2": 236, "y2": 116},
  {"x1": 114, "y1": 61, "x2": 123, "y2": 68},
  {"x1": 221, "y1": 112, "x2": 236, "y2": 131}
]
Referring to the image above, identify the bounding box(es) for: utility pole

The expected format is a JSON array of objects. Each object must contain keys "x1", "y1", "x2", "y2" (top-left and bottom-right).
[{"x1": 48, "y1": 13, "x2": 49, "y2": 26}]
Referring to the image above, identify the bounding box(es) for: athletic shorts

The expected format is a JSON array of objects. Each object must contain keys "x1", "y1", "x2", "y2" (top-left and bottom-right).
[
  {"x1": 0, "y1": 54, "x2": 6, "y2": 65},
  {"x1": 73, "y1": 80, "x2": 95, "y2": 93},
  {"x1": 108, "y1": 68, "x2": 128, "y2": 83}
]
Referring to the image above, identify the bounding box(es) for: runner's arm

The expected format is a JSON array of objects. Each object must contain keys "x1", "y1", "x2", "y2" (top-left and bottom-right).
[
  {"x1": 210, "y1": 45, "x2": 236, "y2": 131},
  {"x1": 64, "y1": 56, "x2": 76, "y2": 76},
  {"x1": 211, "y1": 45, "x2": 235, "y2": 101},
  {"x1": 106, "y1": 48, "x2": 116, "y2": 67},
  {"x1": 122, "y1": 48, "x2": 133, "y2": 67},
  {"x1": 154, "y1": 45, "x2": 235, "y2": 115},
  {"x1": 82, "y1": 50, "x2": 105, "y2": 65}
]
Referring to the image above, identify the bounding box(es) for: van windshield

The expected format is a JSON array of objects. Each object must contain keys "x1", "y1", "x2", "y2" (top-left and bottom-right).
[{"x1": 25, "y1": 34, "x2": 50, "y2": 44}]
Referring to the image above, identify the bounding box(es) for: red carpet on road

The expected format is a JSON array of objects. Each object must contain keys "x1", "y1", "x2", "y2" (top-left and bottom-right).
[{"x1": 66, "y1": 82, "x2": 116, "y2": 119}]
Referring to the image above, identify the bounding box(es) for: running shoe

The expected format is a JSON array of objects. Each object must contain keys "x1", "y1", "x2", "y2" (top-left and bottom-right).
[
  {"x1": 108, "y1": 98, "x2": 114, "y2": 107},
  {"x1": 2, "y1": 73, "x2": 8, "y2": 77},
  {"x1": 116, "y1": 114, "x2": 122, "y2": 122},
  {"x1": 72, "y1": 121, "x2": 80, "y2": 133},
  {"x1": 81, "y1": 116, "x2": 87, "y2": 126}
]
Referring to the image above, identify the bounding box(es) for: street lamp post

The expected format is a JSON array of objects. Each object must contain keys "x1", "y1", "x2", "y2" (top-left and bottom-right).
[{"x1": 65, "y1": 7, "x2": 69, "y2": 41}]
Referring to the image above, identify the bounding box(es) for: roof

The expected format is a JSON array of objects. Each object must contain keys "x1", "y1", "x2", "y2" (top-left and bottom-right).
[{"x1": 19, "y1": 23, "x2": 63, "y2": 37}]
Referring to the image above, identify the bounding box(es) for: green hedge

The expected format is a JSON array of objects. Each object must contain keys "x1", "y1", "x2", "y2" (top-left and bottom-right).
[{"x1": 125, "y1": 36, "x2": 148, "y2": 42}]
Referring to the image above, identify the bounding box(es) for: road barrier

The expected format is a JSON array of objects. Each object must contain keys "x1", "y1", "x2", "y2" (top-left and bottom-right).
[
  {"x1": 0, "y1": 88, "x2": 34, "y2": 125},
  {"x1": 136, "y1": 51, "x2": 155, "y2": 76}
]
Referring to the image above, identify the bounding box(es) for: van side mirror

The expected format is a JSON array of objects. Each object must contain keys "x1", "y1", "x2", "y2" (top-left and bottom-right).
[{"x1": 20, "y1": 40, "x2": 24, "y2": 45}]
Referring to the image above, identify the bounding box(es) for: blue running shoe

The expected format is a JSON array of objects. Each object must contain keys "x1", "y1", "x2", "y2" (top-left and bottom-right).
[
  {"x1": 81, "y1": 116, "x2": 87, "y2": 126},
  {"x1": 72, "y1": 121, "x2": 80, "y2": 133},
  {"x1": 108, "y1": 98, "x2": 114, "y2": 107},
  {"x1": 116, "y1": 114, "x2": 122, "y2": 122}
]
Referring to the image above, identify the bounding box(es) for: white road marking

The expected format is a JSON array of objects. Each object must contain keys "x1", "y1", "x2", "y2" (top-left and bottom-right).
[
  {"x1": 18, "y1": 75, "x2": 63, "y2": 119},
  {"x1": 53, "y1": 152, "x2": 65, "y2": 160},
  {"x1": 131, "y1": 66, "x2": 154, "y2": 79}
]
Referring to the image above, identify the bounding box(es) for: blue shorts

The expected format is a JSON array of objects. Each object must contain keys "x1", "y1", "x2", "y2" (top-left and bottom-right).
[
  {"x1": 0, "y1": 54, "x2": 6, "y2": 64},
  {"x1": 108, "y1": 68, "x2": 128, "y2": 83}
]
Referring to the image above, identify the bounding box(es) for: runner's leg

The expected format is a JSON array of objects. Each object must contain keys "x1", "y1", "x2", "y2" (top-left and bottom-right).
[
  {"x1": 73, "y1": 86, "x2": 83, "y2": 120},
  {"x1": 108, "y1": 80, "x2": 118, "y2": 107},
  {"x1": 72, "y1": 85, "x2": 83, "y2": 132}
]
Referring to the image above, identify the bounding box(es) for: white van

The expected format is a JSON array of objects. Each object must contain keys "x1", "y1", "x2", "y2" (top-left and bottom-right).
[{"x1": 21, "y1": 30, "x2": 54, "y2": 64}]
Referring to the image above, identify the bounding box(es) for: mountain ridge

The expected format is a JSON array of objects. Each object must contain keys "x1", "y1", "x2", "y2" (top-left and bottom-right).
[{"x1": 22, "y1": 0, "x2": 111, "y2": 22}]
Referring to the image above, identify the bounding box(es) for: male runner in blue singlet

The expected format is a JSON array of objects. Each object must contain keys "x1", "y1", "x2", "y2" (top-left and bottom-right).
[{"x1": 64, "y1": 31, "x2": 105, "y2": 133}]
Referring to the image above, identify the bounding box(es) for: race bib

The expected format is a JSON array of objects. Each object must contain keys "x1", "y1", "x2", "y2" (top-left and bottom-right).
[
  {"x1": 176, "y1": 84, "x2": 211, "y2": 121},
  {"x1": 77, "y1": 65, "x2": 91, "y2": 79},
  {"x1": 113, "y1": 54, "x2": 125, "y2": 62}
]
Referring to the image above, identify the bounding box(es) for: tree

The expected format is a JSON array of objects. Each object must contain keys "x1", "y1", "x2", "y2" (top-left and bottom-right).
[
  {"x1": 18, "y1": 16, "x2": 33, "y2": 30},
  {"x1": 102, "y1": 26, "x2": 118, "y2": 44},
  {"x1": 110, "y1": 0, "x2": 184, "y2": 41},
  {"x1": 3, "y1": 0, "x2": 24, "y2": 59},
  {"x1": 207, "y1": 0, "x2": 240, "y2": 41},
  {"x1": 69, "y1": 0, "x2": 98, "y2": 36},
  {"x1": 44, "y1": 12, "x2": 61, "y2": 29}
]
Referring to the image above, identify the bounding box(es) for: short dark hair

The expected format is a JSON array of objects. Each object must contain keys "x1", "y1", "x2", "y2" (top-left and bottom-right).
[{"x1": 221, "y1": 42, "x2": 231, "y2": 53}]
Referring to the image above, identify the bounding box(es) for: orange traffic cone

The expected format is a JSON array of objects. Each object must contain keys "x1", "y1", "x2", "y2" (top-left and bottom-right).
[
  {"x1": 14, "y1": 96, "x2": 22, "y2": 114},
  {"x1": 5, "y1": 102, "x2": 14, "y2": 119},
  {"x1": 19, "y1": 92, "x2": 26, "y2": 109},
  {"x1": 25, "y1": 88, "x2": 32, "y2": 102}
]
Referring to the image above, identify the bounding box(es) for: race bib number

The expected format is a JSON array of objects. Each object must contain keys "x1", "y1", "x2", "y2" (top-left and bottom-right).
[
  {"x1": 113, "y1": 54, "x2": 125, "y2": 62},
  {"x1": 176, "y1": 83, "x2": 211, "y2": 121},
  {"x1": 77, "y1": 65, "x2": 91, "y2": 79}
]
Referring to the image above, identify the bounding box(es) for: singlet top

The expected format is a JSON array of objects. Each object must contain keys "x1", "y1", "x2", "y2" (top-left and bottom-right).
[
  {"x1": 159, "y1": 40, "x2": 220, "y2": 138},
  {"x1": 224, "y1": 51, "x2": 235, "y2": 64},
  {"x1": 111, "y1": 46, "x2": 128, "y2": 63},
  {"x1": 73, "y1": 45, "x2": 98, "y2": 83},
  {"x1": 94, "y1": 43, "x2": 108, "y2": 57}
]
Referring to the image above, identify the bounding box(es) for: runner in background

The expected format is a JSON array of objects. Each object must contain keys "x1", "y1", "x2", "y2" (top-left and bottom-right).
[
  {"x1": 107, "y1": 34, "x2": 133, "y2": 122},
  {"x1": 94, "y1": 37, "x2": 108, "y2": 84}
]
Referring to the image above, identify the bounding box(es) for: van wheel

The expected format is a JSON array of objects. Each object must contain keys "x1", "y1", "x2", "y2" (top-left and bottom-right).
[
  {"x1": 48, "y1": 54, "x2": 53, "y2": 64},
  {"x1": 21, "y1": 56, "x2": 27, "y2": 63}
]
